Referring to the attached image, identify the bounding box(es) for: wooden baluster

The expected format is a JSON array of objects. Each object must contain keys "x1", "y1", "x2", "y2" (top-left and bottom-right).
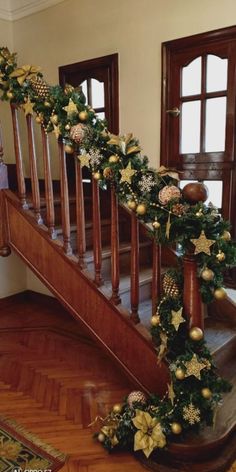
[
  {"x1": 26, "y1": 114, "x2": 42, "y2": 224},
  {"x1": 75, "y1": 157, "x2": 86, "y2": 268},
  {"x1": 58, "y1": 141, "x2": 72, "y2": 255},
  {"x1": 110, "y1": 184, "x2": 121, "y2": 304},
  {"x1": 92, "y1": 176, "x2": 103, "y2": 286},
  {"x1": 0, "y1": 121, "x2": 8, "y2": 189},
  {"x1": 152, "y1": 241, "x2": 161, "y2": 315},
  {"x1": 0, "y1": 122, "x2": 11, "y2": 257},
  {"x1": 130, "y1": 212, "x2": 140, "y2": 323},
  {"x1": 10, "y1": 104, "x2": 28, "y2": 208},
  {"x1": 41, "y1": 127, "x2": 56, "y2": 239},
  {"x1": 183, "y1": 254, "x2": 204, "y2": 330}
]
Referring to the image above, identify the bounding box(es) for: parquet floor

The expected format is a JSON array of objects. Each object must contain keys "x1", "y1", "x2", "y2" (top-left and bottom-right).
[{"x1": 0, "y1": 292, "x2": 145, "y2": 471}]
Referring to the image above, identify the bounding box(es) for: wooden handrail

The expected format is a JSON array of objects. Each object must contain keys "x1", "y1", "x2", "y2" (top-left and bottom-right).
[
  {"x1": 75, "y1": 157, "x2": 86, "y2": 268},
  {"x1": 58, "y1": 141, "x2": 72, "y2": 255},
  {"x1": 130, "y1": 211, "x2": 140, "y2": 323},
  {"x1": 110, "y1": 184, "x2": 121, "y2": 304},
  {"x1": 92, "y1": 176, "x2": 103, "y2": 286},
  {"x1": 10, "y1": 104, "x2": 28, "y2": 209},
  {"x1": 26, "y1": 115, "x2": 42, "y2": 224},
  {"x1": 41, "y1": 127, "x2": 56, "y2": 239}
]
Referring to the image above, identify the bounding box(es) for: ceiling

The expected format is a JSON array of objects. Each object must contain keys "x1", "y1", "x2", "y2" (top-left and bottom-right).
[{"x1": 0, "y1": 0, "x2": 65, "y2": 20}]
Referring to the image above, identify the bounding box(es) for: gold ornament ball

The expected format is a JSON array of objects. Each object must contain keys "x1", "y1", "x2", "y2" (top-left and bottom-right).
[
  {"x1": 79, "y1": 110, "x2": 88, "y2": 121},
  {"x1": 65, "y1": 123, "x2": 71, "y2": 130},
  {"x1": 136, "y1": 203, "x2": 147, "y2": 216},
  {"x1": 221, "y1": 230, "x2": 231, "y2": 241},
  {"x1": 201, "y1": 388, "x2": 212, "y2": 399},
  {"x1": 97, "y1": 433, "x2": 105, "y2": 443},
  {"x1": 93, "y1": 171, "x2": 102, "y2": 181},
  {"x1": 201, "y1": 268, "x2": 214, "y2": 281},
  {"x1": 189, "y1": 326, "x2": 204, "y2": 341},
  {"x1": 152, "y1": 220, "x2": 161, "y2": 229},
  {"x1": 150, "y1": 315, "x2": 160, "y2": 326},
  {"x1": 6, "y1": 90, "x2": 14, "y2": 99},
  {"x1": 196, "y1": 211, "x2": 202, "y2": 217},
  {"x1": 44, "y1": 101, "x2": 51, "y2": 107},
  {"x1": 214, "y1": 288, "x2": 227, "y2": 300},
  {"x1": 175, "y1": 368, "x2": 185, "y2": 380},
  {"x1": 64, "y1": 144, "x2": 74, "y2": 154},
  {"x1": 113, "y1": 403, "x2": 123, "y2": 414},
  {"x1": 35, "y1": 116, "x2": 42, "y2": 124},
  {"x1": 50, "y1": 114, "x2": 58, "y2": 124},
  {"x1": 171, "y1": 422, "x2": 182, "y2": 435},
  {"x1": 128, "y1": 200, "x2": 137, "y2": 211},
  {"x1": 109, "y1": 155, "x2": 119, "y2": 164},
  {"x1": 216, "y1": 251, "x2": 226, "y2": 262}
]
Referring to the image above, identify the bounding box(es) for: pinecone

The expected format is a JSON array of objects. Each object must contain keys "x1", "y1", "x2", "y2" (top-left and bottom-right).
[
  {"x1": 172, "y1": 203, "x2": 188, "y2": 216},
  {"x1": 30, "y1": 76, "x2": 50, "y2": 99},
  {"x1": 162, "y1": 272, "x2": 180, "y2": 298}
]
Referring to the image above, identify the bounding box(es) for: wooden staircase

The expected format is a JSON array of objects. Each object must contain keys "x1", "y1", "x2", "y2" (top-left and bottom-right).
[{"x1": 0, "y1": 107, "x2": 236, "y2": 470}]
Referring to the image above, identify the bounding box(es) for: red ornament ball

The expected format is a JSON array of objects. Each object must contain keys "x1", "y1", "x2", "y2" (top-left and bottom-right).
[
  {"x1": 182, "y1": 182, "x2": 208, "y2": 204},
  {"x1": 158, "y1": 185, "x2": 181, "y2": 205},
  {"x1": 70, "y1": 123, "x2": 86, "y2": 144},
  {"x1": 127, "y1": 391, "x2": 147, "y2": 408}
]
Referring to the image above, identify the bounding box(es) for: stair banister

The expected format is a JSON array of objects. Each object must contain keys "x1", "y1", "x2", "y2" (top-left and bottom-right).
[
  {"x1": 110, "y1": 183, "x2": 121, "y2": 304},
  {"x1": 183, "y1": 254, "x2": 204, "y2": 330},
  {"x1": 41, "y1": 126, "x2": 56, "y2": 239},
  {"x1": 152, "y1": 241, "x2": 161, "y2": 315},
  {"x1": 130, "y1": 211, "x2": 140, "y2": 323},
  {"x1": 26, "y1": 114, "x2": 42, "y2": 224},
  {"x1": 58, "y1": 140, "x2": 72, "y2": 255},
  {"x1": 92, "y1": 176, "x2": 103, "y2": 286},
  {"x1": 10, "y1": 104, "x2": 28, "y2": 209},
  {"x1": 75, "y1": 156, "x2": 86, "y2": 268},
  {"x1": 0, "y1": 120, "x2": 10, "y2": 257}
]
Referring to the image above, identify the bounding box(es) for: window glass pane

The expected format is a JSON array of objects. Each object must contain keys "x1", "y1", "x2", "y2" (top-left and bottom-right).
[
  {"x1": 203, "y1": 180, "x2": 223, "y2": 208},
  {"x1": 91, "y1": 79, "x2": 104, "y2": 108},
  {"x1": 205, "y1": 97, "x2": 226, "y2": 152},
  {"x1": 181, "y1": 101, "x2": 201, "y2": 154},
  {"x1": 80, "y1": 80, "x2": 88, "y2": 104},
  {"x1": 182, "y1": 57, "x2": 201, "y2": 97},
  {"x1": 206, "y1": 55, "x2": 228, "y2": 92},
  {"x1": 95, "y1": 111, "x2": 105, "y2": 120}
]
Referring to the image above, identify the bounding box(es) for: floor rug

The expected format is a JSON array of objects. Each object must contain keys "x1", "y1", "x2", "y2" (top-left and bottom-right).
[{"x1": 0, "y1": 416, "x2": 66, "y2": 472}]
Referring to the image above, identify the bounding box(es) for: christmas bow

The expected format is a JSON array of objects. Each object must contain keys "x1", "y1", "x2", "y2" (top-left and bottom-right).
[
  {"x1": 107, "y1": 133, "x2": 141, "y2": 155},
  {"x1": 101, "y1": 424, "x2": 119, "y2": 447},
  {"x1": 10, "y1": 65, "x2": 41, "y2": 86},
  {"x1": 132, "y1": 409, "x2": 166, "y2": 458},
  {"x1": 157, "y1": 165, "x2": 180, "y2": 181}
]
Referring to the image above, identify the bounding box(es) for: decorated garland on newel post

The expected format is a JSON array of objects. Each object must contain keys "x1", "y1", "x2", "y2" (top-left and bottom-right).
[{"x1": 1, "y1": 47, "x2": 236, "y2": 461}]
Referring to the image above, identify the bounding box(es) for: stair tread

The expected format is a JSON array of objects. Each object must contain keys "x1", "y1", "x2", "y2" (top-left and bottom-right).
[
  {"x1": 104, "y1": 266, "x2": 153, "y2": 293},
  {"x1": 204, "y1": 317, "x2": 236, "y2": 354},
  {"x1": 84, "y1": 240, "x2": 151, "y2": 262}
]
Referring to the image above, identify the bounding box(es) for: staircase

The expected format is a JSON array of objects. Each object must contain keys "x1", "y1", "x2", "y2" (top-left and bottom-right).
[{"x1": 0, "y1": 106, "x2": 236, "y2": 470}]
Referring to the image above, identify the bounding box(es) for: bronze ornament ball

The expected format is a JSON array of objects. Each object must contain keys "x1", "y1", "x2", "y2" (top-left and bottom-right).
[
  {"x1": 182, "y1": 182, "x2": 209, "y2": 204},
  {"x1": 216, "y1": 251, "x2": 226, "y2": 262},
  {"x1": 127, "y1": 391, "x2": 147, "y2": 408},
  {"x1": 201, "y1": 388, "x2": 212, "y2": 399},
  {"x1": 171, "y1": 422, "x2": 182, "y2": 435},
  {"x1": 93, "y1": 171, "x2": 102, "y2": 181},
  {"x1": 175, "y1": 368, "x2": 185, "y2": 380},
  {"x1": 103, "y1": 167, "x2": 114, "y2": 180},
  {"x1": 109, "y1": 155, "x2": 119, "y2": 164},
  {"x1": 221, "y1": 230, "x2": 231, "y2": 241},
  {"x1": 214, "y1": 287, "x2": 227, "y2": 300},
  {"x1": 127, "y1": 200, "x2": 137, "y2": 211},
  {"x1": 189, "y1": 326, "x2": 204, "y2": 341},
  {"x1": 136, "y1": 203, "x2": 147, "y2": 215},
  {"x1": 201, "y1": 268, "x2": 214, "y2": 281},
  {"x1": 112, "y1": 403, "x2": 123, "y2": 414},
  {"x1": 150, "y1": 315, "x2": 160, "y2": 326}
]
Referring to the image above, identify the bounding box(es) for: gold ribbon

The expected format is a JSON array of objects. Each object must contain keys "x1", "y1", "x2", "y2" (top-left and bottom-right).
[
  {"x1": 132, "y1": 409, "x2": 166, "y2": 458},
  {"x1": 101, "y1": 424, "x2": 119, "y2": 447},
  {"x1": 107, "y1": 133, "x2": 141, "y2": 155},
  {"x1": 157, "y1": 165, "x2": 180, "y2": 181},
  {"x1": 10, "y1": 65, "x2": 41, "y2": 86}
]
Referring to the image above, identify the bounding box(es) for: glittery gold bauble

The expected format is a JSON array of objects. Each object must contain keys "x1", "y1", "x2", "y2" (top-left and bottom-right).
[
  {"x1": 79, "y1": 110, "x2": 88, "y2": 121},
  {"x1": 171, "y1": 422, "x2": 182, "y2": 435},
  {"x1": 64, "y1": 144, "x2": 74, "y2": 154},
  {"x1": 201, "y1": 268, "x2": 214, "y2": 281},
  {"x1": 150, "y1": 315, "x2": 160, "y2": 326},
  {"x1": 70, "y1": 123, "x2": 86, "y2": 144},
  {"x1": 201, "y1": 388, "x2": 212, "y2": 399},
  {"x1": 6, "y1": 90, "x2": 14, "y2": 99},
  {"x1": 127, "y1": 391, "x2": 147, "y2": 408},
  {"x1": 214, "y1": 288, "x2": 227, "y2": 300},
  {"x1": 65, "y1": 123, "x2": 71, "y2": 130},
  {"x1": 35, "y1": 115, "x2": 42, "y2": 124},
  {"x1": 216, "y1": 251, "x2": 225, "y2": 262},
  {"x1": 109, "y1": 155, "x2": 119, "y2": 164},
  {"x1": 136, "y1": 204, "x2": 147, "y2": 215},
  {"x1": 152, "y1": 220, "x2": 161, "y2": 229},
  {"x1": 50, "y1": 114, "x2": 58, "y2": 125},
  {"x1": 158, "y1": 185, "x2": 181, "y2": 205},
  {"x1": 128, "y1": 200, "x2": 137, "y2": 211},
  {"x1": 93, "y1": 171, "x2": 102, "y2": 180},
  {"x1": 189, "y1": 326, "x2": 204, "y2": 341},
  {"x1": 175, "y1": 368, "x2": 185, "y2": 380},
  {"x1": 221, "y1": 230, "x2": 231, "y2": 241},
  {"x1": 162, "y1": 273, "x2": 180, "y2": 299},
  {"x1": 30, "y1": 76, "x2": 50, "y2": 99},
  {"x1": 103, "y1": 167, "x2": 114, "y2": 180},
  {"x1": 113, "y1": 403, "x2": 123, "y2": 414},
  {"x1": 98, "y1": 433, "x2": 105, "y2": 442}
]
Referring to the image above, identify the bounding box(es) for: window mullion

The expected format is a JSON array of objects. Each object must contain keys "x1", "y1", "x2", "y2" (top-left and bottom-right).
[{"x1": 200, "y1": 55, "x2": 207, "y2": 153}]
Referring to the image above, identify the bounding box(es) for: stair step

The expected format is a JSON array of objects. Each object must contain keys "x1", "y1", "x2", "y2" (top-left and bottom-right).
[{"x1": 205, "y1": 318, "x2": 236, "y2": 368}]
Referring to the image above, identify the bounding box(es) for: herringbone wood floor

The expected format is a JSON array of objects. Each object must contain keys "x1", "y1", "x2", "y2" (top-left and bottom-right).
[{"x1": 0, "y1": 292, "x2": 146, "y2": 471}]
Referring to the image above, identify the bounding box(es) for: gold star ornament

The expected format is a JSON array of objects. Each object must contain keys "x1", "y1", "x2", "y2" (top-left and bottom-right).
[
  {"x1": 78, "y1": 153, "x2": 90, "y2": 168},
  {"x1": 63, "y1": 98, "x2": 78, "y2": 118},
  {"x1": 22, "y1": 96, "x2": 35, "y2": 116},
  {"x1": 119, "y1": 161, "x2": 136, "y2": 184},
  {"x1": 184, "y1": 354, "x2": 206, "y2": 380},
  {"x1": 171, "y1": 307, "x2": 185, "y2": 331},
  {"x1": 190, "y1": 230, "x2": 215, "y2": 256},
  {"x1": 53, "y1": 124, "x2": 61, "y2": 140}
]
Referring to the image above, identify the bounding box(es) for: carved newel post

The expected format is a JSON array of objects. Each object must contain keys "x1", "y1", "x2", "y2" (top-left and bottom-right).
[
  {"x1": 182, "y1": 182, "x2": 209, "y2": 331},
  {"x1": 0, "y1": 120, "x2": 11, "y2": 257}
]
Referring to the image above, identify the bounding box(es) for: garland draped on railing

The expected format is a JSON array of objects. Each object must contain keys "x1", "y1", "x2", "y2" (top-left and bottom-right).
[{"x1": 1, "y1": 46, "x2": 236, "y2": 460}]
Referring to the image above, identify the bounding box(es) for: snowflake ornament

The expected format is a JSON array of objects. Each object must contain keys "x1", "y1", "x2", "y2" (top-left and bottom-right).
[
  {"x1": 89, "y1": 148, "x2": 102, "y2": 168},
  {"x1": 183, "y1": 403, "x2": 201, "y2": 425},
  {"x1": 139, "y1": 174, "x2": 155, "y2": 193}
]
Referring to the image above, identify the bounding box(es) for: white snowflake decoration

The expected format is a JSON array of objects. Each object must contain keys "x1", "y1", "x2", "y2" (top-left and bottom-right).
[
  {"x1": 139, "y1": 174, "x2": 155, "y2": 193},
  {"x1": 89, "y1": 148, "x2": 102, "y2": 168}
]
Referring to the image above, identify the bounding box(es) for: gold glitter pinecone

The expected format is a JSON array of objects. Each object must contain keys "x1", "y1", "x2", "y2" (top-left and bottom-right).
[
  {"x1": 163, "y1": 273, "x2": 180, "y2": 298},
  {"x1": 127, "y1": 391, "x2": 147, "y2": 408},
  {"x1": 30, "y1": 76, "x2": 50, "y2": 99},
  {"x1": 172, "y1": 203, "x2": 187, "y2": 216}
]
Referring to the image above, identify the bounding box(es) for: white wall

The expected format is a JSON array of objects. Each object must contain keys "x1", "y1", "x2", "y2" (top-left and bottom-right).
[{"x1": 0, "y1": 252, "x2": 26, "y2": 298}]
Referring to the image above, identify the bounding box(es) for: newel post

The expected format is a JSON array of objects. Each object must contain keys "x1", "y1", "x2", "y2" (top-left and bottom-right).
[
  {"x1": 183, "y1": 254, "x2": 204, "y2": 330},
  {"x1": 0, "y1": 120, "x2": 11, "y2": 257}
]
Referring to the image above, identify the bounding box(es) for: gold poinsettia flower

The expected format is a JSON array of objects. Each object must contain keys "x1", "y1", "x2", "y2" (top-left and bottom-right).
[
  {"x1": 0, "y1": 436, "x2": 22, "y2": 460},
  {"x1": 10, "y1": 65, "x2": 41, "y2": 86},
  {"x1": 101, "y1": 424, "x2": 119, "y2": 447},
  {"x1": 132, "y1": 409, "x2": 166, "y2": 458},
  {"x1": 107, "y1": 133, "x2": 141, "y2": 155}
]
